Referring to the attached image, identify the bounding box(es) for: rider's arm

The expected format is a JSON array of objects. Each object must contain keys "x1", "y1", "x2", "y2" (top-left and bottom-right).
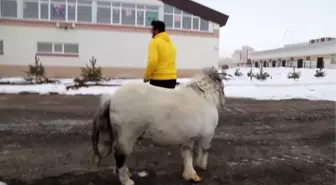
[{"x1": 144, "y1": 40, "x2": 158, "y2": 81}]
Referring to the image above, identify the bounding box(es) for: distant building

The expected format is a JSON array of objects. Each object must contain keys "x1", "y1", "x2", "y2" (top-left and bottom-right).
[
  {"x1": 0, "y1": 0, "x2": 229, "y2": 78},
  {"x1": 218, "y1": 57, "x2": 233, "y2": 69},
  {"x1": 231, "y1": 49, "x2": 242, "y2": 62},
  {"x1": 231, "y1": 46, "x2": 254, "y2": 63},
  {"x1": 250, "y1": 37, "x2": 336, "y2": 69}
]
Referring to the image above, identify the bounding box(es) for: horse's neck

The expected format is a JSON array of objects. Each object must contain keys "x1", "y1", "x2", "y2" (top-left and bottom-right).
[
  {"x1": 183, "y1": 82, "x2": 219, "y2": 108},
  {"x1": 181, "y1": 83, "x2": 205, "y2": 98}
]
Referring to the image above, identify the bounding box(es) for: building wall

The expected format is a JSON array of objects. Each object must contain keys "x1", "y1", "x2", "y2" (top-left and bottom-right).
[
  {"x1": 249, "y1": 40, "x2": 336, "y2": 69},
  {"x1": 252, "y1": 54, "x2": 336, "y2": 69},
  {"x1": 0, "y1": 0, "x2": 220, "y2": 78},
  {"x1": 250, "y1": 40, "x2": 336, "y2": 60}
]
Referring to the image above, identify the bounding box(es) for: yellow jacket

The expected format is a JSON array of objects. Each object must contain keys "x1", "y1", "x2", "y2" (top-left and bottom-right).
[{"x1": 144, "y1": 32, "x2": 177, "y2": 80}]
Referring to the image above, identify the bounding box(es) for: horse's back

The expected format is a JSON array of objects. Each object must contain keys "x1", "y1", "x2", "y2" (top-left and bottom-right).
[{"x1": 112, "y1": 82, "x2": 180, "y2": 102}]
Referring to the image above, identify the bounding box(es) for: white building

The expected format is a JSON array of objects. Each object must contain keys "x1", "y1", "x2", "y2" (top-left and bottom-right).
[
  {"x1": 231, "y1": 49, "x2": 241, "y2": 62},
  {"x1": 218, "y1": 57, "x2": 233, "y2": 68},
  {"x1": 231, "y1": 46, "x2": 254, "y2": 64},
  {"x1": 0, "y1": 0, "x2": 229, "y2": 78},
  {"x1": 249, "y1": 37, "x2": 336, "y2": 69}
]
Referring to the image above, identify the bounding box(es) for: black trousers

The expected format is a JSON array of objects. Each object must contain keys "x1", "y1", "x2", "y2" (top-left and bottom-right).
[{"x1": 149, "y1": 79, "x2": 176, "y2": 89}]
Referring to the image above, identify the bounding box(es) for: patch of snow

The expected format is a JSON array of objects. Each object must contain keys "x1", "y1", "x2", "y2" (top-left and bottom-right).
[
  {"x1": 137, "y1": 171, "x2": 148, "y2": 177},
  {"x1": 0, "y1": 84, "x2": 66, "y2": 94},
  {"x1": 0, "y1": 68, "x2": 335, "y2": 101},
  {"x1": 222, "y1": 67, "x2": 336, "y2": 101},
  {"x1": 0, "y1": 77, "x2": 26, "y2": 83}
]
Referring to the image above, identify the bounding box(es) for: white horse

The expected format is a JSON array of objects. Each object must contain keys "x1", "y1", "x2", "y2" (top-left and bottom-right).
[{"x1": 91, "y1": 67, "x2": 225, "y2": 185}]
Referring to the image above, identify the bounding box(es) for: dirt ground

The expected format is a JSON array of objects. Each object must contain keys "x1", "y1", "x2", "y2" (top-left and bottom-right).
[{"x1": 0, "y1": 94, "x2": 335, "y2": 185}]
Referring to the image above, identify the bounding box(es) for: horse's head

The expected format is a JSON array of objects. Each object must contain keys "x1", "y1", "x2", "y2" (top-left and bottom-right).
[{"x1": 187, "y1": 67, "x2": 225, "y2": 109}]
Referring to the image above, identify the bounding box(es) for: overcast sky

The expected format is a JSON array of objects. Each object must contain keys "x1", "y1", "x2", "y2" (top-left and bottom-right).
[{"x1": 196, "y1": 0, "x2": 336, "y2": 58}]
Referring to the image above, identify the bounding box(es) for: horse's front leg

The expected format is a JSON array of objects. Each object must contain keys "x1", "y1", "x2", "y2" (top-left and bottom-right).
[
  {"x1": 181, "y1": 142, "x2": 202, "y2": 182},
  {"x1": 195, "y1": 136, "x2": 212, "y2": 170}
]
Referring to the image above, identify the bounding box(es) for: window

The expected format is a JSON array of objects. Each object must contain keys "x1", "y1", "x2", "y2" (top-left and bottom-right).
[
  {"x1": 200, "y1": 18, "x2": 209, "y2": 31},
  {"x1": 136, "y1": 5, "x2": 145, "y2": 26},
  {"x1": 164, "y1": 14, "x2": 173, "y2": 28},
  {"x1": 0, "y1": 40, "x2": 3, "y2": 55},
  {"x1": 145, "y1": 11, "x2": 158, "y2": 26},
  {"x1": 121, "y1": 3, "x2": 135, "y2": 25},
  {"x1": 64, "y1": 43, "x2": 79, "y2": 54},
  {"x1": 67, "y1": 0, "x2": 76, "y2": 21},
  {"x1": 182, "y1": 11, "x2": 191, "y2": 29},
  {"x1": 53, "y1": 43, "x2": 63, "y2": 52},
  {"x1": 112, "y1": 2, "x2": 121, "y2": 24},
  {"x1": 173, "y1": 8, "x2": 182, "y2": 28},
  {"x1": 97, "y1": 1, "x2": 111, "y2": 24},
  {"x1": 163, "y1": 3, "x2": 210, "y2": 32},
  {"x1": 77, "y1": 0, "x2": 92, "y2": 22},
  {"x1": 14, "y1": 0, "x2": 164, "y2": 29},
  {"x1": 37, "y1": 42, "x2": 79, "y2": 54},
  {"x1": 50, "y1": 0, "x2": 66, "y2": 21},
  {"x1": 40, "y1": 0, "x2": 49, "y2": 19},
  {"x1": 163, "y1": 4, "x2": 175, "y2": 28},
  {"x1": 192, "y1": 16, "x2": 200, "y2": 30},
  {"x1": 331, "y1": 54, "x2": 336, "y2": 64},
  {"x1": 163, "y1": 4, "x2": 173, "y2": 13},
  {"x1": 145, "y1": 4, "x2": 159, "y2": 26},
  {"x1": 37, "y1": 42, "x2": 53, "y2": 53},
  {"x1": 23, "y1": 0, "x2": 38, "y2": 19},
  {"x1": 1, "y1": 0, "x2": 17, "y2": 18}
]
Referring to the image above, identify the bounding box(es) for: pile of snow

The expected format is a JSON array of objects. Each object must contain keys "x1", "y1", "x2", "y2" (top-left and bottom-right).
[{"x1": 0, "y1": 67, "x2": 335, "y2": 101}]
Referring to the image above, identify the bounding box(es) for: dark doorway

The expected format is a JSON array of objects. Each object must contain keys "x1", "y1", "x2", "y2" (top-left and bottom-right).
[
  {"x1": 282, "y1": 60, "x2": 286, "y2": 67},
  {"x1": 297, "y1": 59, "x2": 303, "y2": 68},
  {"x1": 317, "y1": 57, "x2": 324, "y2": 69},
  {"x1": 255, "y1": 62, "x2": 259, "y2": 68},
  {"x1": 263, "y1": 61, "x2": 267, "y2": 67},
  {"x1": 272, "y1": 60, "x2": 276, "y2": 67}
]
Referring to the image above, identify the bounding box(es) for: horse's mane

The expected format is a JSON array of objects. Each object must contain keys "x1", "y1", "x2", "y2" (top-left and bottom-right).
[
  {"x1": 184, "y1": 67, "x2": 223, "y2": 89},
  {"x1": 200, "y1": 67, "x2": 222, "y2": 84}
]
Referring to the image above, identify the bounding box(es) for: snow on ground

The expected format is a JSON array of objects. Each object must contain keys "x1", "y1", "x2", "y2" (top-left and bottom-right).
[
  {"x1": 223, "y1": 67, "x2": 336, "y2": 101},
  {"x1": 0, "y1": 77, "x2": 27, "y2": 83},
  {"x1": 0, "y1": 68, "x2": 335, "y2": 101}
]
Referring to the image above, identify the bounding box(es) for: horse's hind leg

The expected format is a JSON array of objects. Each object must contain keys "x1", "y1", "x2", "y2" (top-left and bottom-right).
[
  {"x1": 181, "y1": 142, "x2": 202, "y2": 182},
  {"x1": 114, "y1": 134, "x2": 137, "y2": 185},
  {"x1": 195, "y1": 136, "x2": 212, "y2": 170}
]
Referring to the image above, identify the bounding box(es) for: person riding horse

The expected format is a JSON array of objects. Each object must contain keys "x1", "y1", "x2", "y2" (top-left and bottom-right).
[{"x1": 143, "y1": 20, "x2": 177, "y2": 89}]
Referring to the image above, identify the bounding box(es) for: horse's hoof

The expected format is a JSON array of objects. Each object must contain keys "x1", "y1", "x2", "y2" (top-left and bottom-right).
[
  {"x1": 183, "y1": 172, "x2": 202, "y2": 182},
  {"x1": 190, "y1": 174, "x2": 202, "y2": 182}
]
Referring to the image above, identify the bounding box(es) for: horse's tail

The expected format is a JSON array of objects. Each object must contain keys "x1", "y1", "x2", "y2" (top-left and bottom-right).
[{"x1": 91, "y1": 94, "x2": 115, "y2": 167}]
